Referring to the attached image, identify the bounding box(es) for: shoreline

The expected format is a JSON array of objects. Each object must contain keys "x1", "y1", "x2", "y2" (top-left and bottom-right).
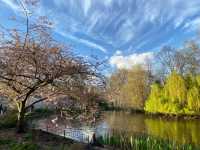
[
  {"x1": 103, "y1": 108, "x2": 200, "y2": 120},
  {"x1": 0, "y1": 128, "x2": 111, "y2": 150}
]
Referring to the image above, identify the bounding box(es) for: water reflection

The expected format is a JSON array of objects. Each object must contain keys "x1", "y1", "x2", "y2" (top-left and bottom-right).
[
  {"x1": 100, "y1": 111, "x2": 200, "y2": 145},
  {"x1": 35, "y1": 111, "x2": 200, "y2": 145},
  {"x1": 145, "y1": 118, "x2": 200, "y2": 145}
]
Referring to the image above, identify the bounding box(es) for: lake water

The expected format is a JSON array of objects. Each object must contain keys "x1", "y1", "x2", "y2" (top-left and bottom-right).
[{"x1": 35, "y1": 111, "x2": 200, "y2": 145}]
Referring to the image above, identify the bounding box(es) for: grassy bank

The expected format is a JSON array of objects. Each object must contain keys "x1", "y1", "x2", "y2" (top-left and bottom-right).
[
  {"x1": 0, "y1": 128, "x2": 83, "y2": 150},
  {"x1": 97, "y1": 133, "x2": 200, "y2": 150},
  {"x1": 0, "y1": 109, "x2": 108, "y2": 150}
]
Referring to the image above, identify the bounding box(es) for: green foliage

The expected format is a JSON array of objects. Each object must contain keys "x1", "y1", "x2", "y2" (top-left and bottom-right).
[
  {"x1": 164, "y1": 71, "x2": 187, "y2": 104},
  {"x1": 195, "y1": 75, "x2": 200, "y2": 87},
  {"x1": 145, "y1": 71, "x2": 200, "y2": 115},
  {"x1": 97, "y1": 132, "x2": 198, "y2": 150},
  {"x1": 0, "y1": 139, "x2": 39, "y2": 150},
  {"x1": 26, "y1": 108, "x2": 55, "y2": 120},
  {"x1": 0, "y1": 108, "x2": 54, "y2": 130},
  {"x1": 10, "y1": 142, "x2": 39, "y2": 150},
  {"x1": 187, "y1": 86, "x2": 200, "y2": 112},
  {"x1": 145, "y1": 83, "x2": 164, "y2": 113},
  {"x1": 98, "y1": 101, "x2": 112, "y2": 110},
  {"x1": 0, "y1": 110, "x2": 17, "y2": 129}
]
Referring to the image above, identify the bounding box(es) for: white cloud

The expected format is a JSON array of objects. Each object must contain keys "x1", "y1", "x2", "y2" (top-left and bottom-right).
[
  {"x1": 109, "y1": 51, "x2": 154, "y2": 69},
  {"x1": 57, "y1": 31, "x2": 107, "y2": 53}
]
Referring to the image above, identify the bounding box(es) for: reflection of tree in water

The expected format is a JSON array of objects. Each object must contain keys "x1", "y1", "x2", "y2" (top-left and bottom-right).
[
  {"x1": 97, "y1": 112, "x2": 200, "y2": 146},
  {"x1": 145, "y1": 118, "x2": 200, "y2": 145},
  {"x1": 36, "y1": 111, "x2": 200, "y2": 146},
  {"x1": 101, "y1": 111, "x2": 146, "y2": 134}
]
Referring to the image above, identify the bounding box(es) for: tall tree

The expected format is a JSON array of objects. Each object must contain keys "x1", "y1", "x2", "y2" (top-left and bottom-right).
[
  {"x1": 106, "y1": 69, "x2": 128, "y2": 107},
  {"x1": 123, "y1": 65, "x2": 151, "y2": 109},
  {"x1": 164, "y1": 71, "x2": 187, "y2": 104}
]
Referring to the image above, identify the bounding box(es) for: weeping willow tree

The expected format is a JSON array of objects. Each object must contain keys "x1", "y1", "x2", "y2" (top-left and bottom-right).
[
  {"x1": 145, "y1": 83, "x2": 163, "y2": 113},
  {"x1": 145, "y1": 71, "x2": 200, "y2": 114},
  {"x1": 164, "y1": 71, "x2": 187, "y2": 104},
  {"x1": 187, "y1": 86, "x2": 200, "y2": 112}
]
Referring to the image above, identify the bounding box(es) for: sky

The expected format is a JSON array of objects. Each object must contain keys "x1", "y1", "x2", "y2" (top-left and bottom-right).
[{"x1": 1, "y1": 0, "x2": 200, "y2": 72}]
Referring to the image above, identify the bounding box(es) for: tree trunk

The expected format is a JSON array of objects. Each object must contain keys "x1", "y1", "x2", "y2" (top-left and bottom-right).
[{"x1": 17, "y1": 101, "x2": 26, "y2": 133}]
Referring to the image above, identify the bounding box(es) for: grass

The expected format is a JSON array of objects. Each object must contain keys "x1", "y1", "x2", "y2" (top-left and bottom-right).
[
  {"x1": 0, "y1": 130, "x2": 39, "y2": 150},
  {"x1": 0, "y1": 128, "x2": 80, "y2": 150},
  {"x1": 0, "y1": 109, "x2": 90, "y2": 150},
  {"x1": 0, "y1": 139, "x2": 39, "y2": 150},
  {"x1": 97, "y1": 132, "x2": 200, "y2": 150}
]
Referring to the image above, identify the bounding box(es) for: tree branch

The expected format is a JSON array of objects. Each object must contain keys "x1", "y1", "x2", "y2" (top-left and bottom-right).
[{"x1": 25, "y1": 96, "x2": 48, "y2": 111}]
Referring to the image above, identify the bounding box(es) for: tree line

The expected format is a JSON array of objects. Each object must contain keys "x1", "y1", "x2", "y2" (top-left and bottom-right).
[{"x1": 106, "y1": 41, "x2": 200, "y2": 115}]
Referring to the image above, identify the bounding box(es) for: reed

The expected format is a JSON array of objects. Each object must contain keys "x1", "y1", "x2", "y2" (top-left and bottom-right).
[{"x1": 97, "y1": 131, "x2": 198, "y2": 150}]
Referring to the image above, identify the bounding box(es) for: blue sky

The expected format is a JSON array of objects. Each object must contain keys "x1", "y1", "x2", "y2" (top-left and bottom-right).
[{"x1": 1, "y1": 0, "x2": 200, "y2": 70}]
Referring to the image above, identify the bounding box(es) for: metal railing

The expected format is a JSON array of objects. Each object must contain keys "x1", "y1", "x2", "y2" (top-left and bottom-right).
[
  {"x1": 64, "y1": 127, "x2": 93, "y2": 143},
  {"x1": 36, "y1": 122, "x2": 94, "y2": 144}
]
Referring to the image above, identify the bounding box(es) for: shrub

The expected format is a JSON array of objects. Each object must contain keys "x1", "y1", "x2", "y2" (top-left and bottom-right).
[{"x1": 0, "y1": 110, "x2": 17, "y2": 129}]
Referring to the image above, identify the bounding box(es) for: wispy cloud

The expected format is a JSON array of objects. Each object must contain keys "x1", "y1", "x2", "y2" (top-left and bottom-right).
[
  {"x1": 0, "y1": 0, "x2": 18, "y2": 11},
  {"x1": 77, "y1": 37, "x2": 107, "y2": 53},
  {"x1": 57, "y1": 31, "x2": 107, "y2": 53},
  {"x1": 82, "y1": 0, "x2": 92, "y2": 16},
  {"x1": 183, "y1": 18, "x2": 200, "y2": 32},
  {"x1": 1, "y1": 0, "x2": 200, "y2": 60}
]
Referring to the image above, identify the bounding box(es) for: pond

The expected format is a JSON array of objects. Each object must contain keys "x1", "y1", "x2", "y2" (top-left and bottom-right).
[{"x1": 34, "y1": 111, "x2": 200, "y2": 145}]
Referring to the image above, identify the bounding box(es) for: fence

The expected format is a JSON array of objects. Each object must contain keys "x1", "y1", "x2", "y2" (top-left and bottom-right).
[
  {"x1": 64, "y1": 127, "x2": 93, "y2": 143},
  {"x1": 35, "y1": 121, "x2": 94, "y2": 144}
]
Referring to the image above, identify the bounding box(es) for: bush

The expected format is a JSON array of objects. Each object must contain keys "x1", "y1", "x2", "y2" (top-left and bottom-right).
[
  {"x1": 0, "y1": 108, "x2": 55, "y2": 130},
  {"x1": 26, "y1": 108, "x2": 55, "y2": 120},
  {"x1": 0, "y1": 110, "x2": 17, "y2": 129}
]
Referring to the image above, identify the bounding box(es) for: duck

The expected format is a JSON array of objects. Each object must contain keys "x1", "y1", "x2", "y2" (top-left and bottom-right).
[{"x1": 51, "y1": 117, "x2": 58, "y2": 124}]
